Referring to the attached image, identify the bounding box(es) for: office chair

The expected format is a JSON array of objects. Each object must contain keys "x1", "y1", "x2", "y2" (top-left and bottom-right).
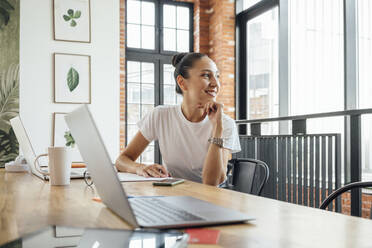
[
  {"x1": 222, "y1": 158, "x2": 269, "y2": 196},
  {"x1": 320, "y1": 181, "x2": 372, "y2": 219}
]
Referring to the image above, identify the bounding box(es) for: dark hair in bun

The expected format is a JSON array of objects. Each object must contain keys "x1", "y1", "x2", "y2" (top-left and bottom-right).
[{"x1": 172, "y1": 52, "x2": 207, "y2": 95}]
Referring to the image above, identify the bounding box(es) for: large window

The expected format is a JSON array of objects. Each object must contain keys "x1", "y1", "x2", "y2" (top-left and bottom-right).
[
  {"x1": 247, "y1": 7, "x2": 278, "y2": 134},
  {"x1": 237, "y1": 0, "x2": 372, "y2": 181},
  {"x1": 358, "y1": 0, "x2": 372, "y2": 177},
  {"x1": 289, "y1": 0, "x2": 344, "y2": 135},
  {"x1": 125, "y1": 0, "x2": 192, "y2": 164}
]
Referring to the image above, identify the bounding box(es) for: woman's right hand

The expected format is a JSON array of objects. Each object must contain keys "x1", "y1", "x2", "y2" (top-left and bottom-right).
[{"x1": 136, "y1": 164, "x2": 169, "y2": 178}]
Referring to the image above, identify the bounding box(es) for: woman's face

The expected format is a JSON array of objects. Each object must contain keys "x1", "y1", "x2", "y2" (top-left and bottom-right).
[{"x1": 181, "y1": 56, "x2": 220, "y2": 105}]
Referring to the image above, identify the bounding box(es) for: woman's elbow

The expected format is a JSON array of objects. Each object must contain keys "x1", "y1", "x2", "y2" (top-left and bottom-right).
[{"x1": 202, "y1": 174, "x2": 225, "y2": 186}]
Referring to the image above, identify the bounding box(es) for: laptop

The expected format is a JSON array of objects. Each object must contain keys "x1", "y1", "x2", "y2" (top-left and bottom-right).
[
  {"x1": 65, "y1": 105, "x2": 254, "y2": 229},
  {"x1": 10, "y1": 116, "x2": 85, "y2": 180}
]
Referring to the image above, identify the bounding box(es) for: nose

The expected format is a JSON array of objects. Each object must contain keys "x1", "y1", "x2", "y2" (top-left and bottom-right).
[{"x1": 210, "y1": 74, "x2": 220, "y2": 88}]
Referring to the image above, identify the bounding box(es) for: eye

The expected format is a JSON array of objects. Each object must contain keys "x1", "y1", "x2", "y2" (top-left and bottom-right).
[
  {"x1": 201, "y1": 73, "x2": 210, "y2": 78},
  {"x1": 216, "y1": 74, "x2": 220, "y2": 79}
]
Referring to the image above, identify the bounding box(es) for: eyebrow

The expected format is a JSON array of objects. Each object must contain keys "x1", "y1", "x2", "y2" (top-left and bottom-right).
[{"x1": 200, "y1": 69, "x2": 219, "y2": 74}]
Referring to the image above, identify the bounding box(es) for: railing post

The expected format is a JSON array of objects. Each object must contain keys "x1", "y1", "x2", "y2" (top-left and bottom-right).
[{"x1": 349, "y1": 114, "x2": 362, "y2": 217}]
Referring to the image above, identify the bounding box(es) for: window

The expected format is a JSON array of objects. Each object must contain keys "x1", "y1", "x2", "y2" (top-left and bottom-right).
[
  {"x1": 289, "y1": 0, "x2": 344, "y2": 134},
  {"x1": 246, "y1": 7, "x2": 278, "y2": 134},
  {"x1": 243, "y1": 0, "x2": 262, "y2": 10},
  {"x1": 358, "y1": 0, "x2": 372, "y2": 177},
  {"x1": 125, "y1": 0, "x2": 192, "y2": 164},
  {"x1": 127, "y1": 1, "x2": 155, "y2": 49},
  {"x1": 236, "y1": 0, "x2": 278, "y2": 135}
]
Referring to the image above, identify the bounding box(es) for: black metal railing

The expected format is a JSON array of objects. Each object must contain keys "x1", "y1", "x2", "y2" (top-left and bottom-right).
[
  {"x1": 235, "y1": 108, "x2": 372, "y2": 217},
  {"x1": 233, "y1": 134, "x2": 342, "y2": 212}
]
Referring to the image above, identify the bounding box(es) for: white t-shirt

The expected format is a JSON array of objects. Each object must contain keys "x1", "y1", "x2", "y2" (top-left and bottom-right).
[{"x1": 137, "y1": 105, "x2": 241, "y2": 183}]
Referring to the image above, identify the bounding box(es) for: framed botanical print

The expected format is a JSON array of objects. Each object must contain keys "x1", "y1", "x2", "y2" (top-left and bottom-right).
[
  {"x1": 52, "y1": 112, "x2": 83, "y2": 163},
  {"x1": 54, "y1": 53, "x2": 91, "y2": 104},
  {"x1": 53, "y1": 0, "x2": 91, "y2": 43}
]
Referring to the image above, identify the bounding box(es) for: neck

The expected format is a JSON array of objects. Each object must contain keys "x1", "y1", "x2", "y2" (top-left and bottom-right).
[{"x1": 181, "y1": 98, "x2": 206, "y2": 122}]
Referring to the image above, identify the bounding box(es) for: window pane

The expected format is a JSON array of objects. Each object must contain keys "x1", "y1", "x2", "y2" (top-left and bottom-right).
[
  {"x1": 142, "y1": 146, "x2": 154, "y2": 164},
  {"x1": 127, "y1": 0, "x2": 140, "y2": 24},
  {"x1": 141, "y1": 84, "x2": 154, "y2": 104},
  {"x1": 290, "y1": 0, "x2": 344, "y2": 115},
  {"x1": 141, "y1": 26, "x2": 155, "y2": 49},
  {"x1": 247, "y1": 8, "x2": 278, "y2": 134},
  {"x1": 163, "y1": 4, "x2": 176, "y2": 28},
  {"x1": 243, "y1": 0, "x2": 261, "y2": 10},
  {"x1": 127, "y1": 24, "x2": 141, "y2": 48},
  {"x1": 289, "y1": 0, "x2": 344, "y2": 137},
  {"x1": 141, "y1": 62, "x2": 154, "y2": 83},
  {"x1": 163, "y1": 64, "x2": 175, "y2": 85},
  {"x1": 141, "y1": 1, "x2": 155, "y2": 26},
  {"x1": 127, "y1": 124, "x2": 138, "y2": 143},
  {"x1": 164, "y1": 28, "x2": 176, "y2": 51},
  {"x1": 142, "y1": 104, "x2": 154, "y2": 118},
  {"x1": 164, "y1": 85, "x2": 176, "y2": 105},
  {"x1": 358, "y1": 0, "x2": 372, "y2": 108},
  {"x1": 127, "y1": 83, "x2": 141, "y2": 103},
  {"x1": 127, "y1": 103, "x2": 140, "y2": 124},
  {"x1": 177, "y1": 7, "x2": 189, "y2": 30},
  {"x1": 177, "y1": 30, "x2": 189, "y2": 52},
  {"x1": 358, "y1": 0, "x2": 372, "y2": 179},
  {"x1": 127, "y1": 61, "x2": 140, "y2": 82}
]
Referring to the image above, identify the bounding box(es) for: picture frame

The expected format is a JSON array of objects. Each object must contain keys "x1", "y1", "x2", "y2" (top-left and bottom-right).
[
  {"x1": 53, "y1": 0, "x2": 91, "y2": 43},
  {"x1": 54, "y1": 53, "x2": 91, "y2": 104},
  {"x1": 52, "y1": 112, "x2": 83, "y2": 163}
]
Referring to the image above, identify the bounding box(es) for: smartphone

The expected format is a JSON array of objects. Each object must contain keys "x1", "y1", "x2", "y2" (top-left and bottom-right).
[{"x1": 153, "y1": 178, "x2": 185, "y2": 186}]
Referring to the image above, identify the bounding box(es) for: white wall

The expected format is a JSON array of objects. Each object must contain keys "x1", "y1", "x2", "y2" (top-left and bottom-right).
[{"x1": 20, "y1": 0, "x2": 120, "y2": 162}]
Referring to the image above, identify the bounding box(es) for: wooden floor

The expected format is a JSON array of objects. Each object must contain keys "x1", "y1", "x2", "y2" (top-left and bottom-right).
[{"x1": 1, "y1": 169, "x2": 372, "y2": 248}]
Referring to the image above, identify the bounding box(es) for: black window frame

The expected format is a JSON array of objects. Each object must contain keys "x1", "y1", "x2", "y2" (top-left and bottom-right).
[
  {"x1": 235, "y1": 0, "x2": 278, "y2": 134},
  {"x1": 125, "y1": 0, "x2": 194, "y2": 163}
]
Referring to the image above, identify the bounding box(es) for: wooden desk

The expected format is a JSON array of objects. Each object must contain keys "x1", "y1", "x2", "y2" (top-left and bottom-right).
[{"x1": 1, "y1": 169, "x2": 372, "y2": 248}]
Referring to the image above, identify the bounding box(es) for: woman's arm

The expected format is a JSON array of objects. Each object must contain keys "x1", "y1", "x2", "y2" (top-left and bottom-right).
[
  {"x1": 202, "y1": 124, "x2": 230, "y2": 186},
  {"x1": 201, "y1": 101, "x2": 229, "y2": 186},
  {"x1": 115, "y1": 131, "x2": 168, "y2": 178}
]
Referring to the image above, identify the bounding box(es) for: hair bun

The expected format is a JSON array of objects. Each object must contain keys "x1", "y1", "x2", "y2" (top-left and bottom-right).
[{"x1": 171, "y1": 53, "x2": 188, "y2": 67}]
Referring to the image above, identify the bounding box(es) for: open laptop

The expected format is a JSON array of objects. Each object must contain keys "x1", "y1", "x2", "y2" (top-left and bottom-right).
[
  {"x1": 10, "y1": 116, "x2": 85, "y2": 180},
  {"x1": 65, "y1": 105, "x2": 254, "y2": 229}
]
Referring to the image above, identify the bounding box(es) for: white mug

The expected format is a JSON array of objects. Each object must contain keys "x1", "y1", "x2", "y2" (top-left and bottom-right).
[{"x1": 34, "y1": 147, "x2": 72, "y2": 186}]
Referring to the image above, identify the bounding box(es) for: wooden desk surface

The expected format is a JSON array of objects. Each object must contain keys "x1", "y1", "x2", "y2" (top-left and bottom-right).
[{"x1": 1, "y1": 170, "x2": 372, "y2": 248}]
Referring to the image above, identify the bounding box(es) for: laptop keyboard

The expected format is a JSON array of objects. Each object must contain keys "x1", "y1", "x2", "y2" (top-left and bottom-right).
[{"x1": 129, "y1": 197, "x2": 205, "y2": 224}]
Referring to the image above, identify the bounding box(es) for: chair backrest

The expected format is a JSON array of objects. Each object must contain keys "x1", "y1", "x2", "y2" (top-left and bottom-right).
[
  {"x1": 228, "y1": 158, "x2": 269, "y2": 196},
  {"x1": 320, "y1": 181, "x2": 372, "y2": 220}
]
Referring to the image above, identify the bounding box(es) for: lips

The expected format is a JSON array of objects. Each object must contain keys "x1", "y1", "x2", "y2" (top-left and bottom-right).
[{"x1": 205, "y1": 90, "x2": 217, "y2": 97}]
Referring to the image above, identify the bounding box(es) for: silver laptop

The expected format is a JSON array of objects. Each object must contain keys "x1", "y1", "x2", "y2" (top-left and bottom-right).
[
  {"x1": 10, "y1": 116, "x2": 85, "y2": 180},
  {"x1": 65, "y1": 105, "x2": 254, "y2": 229}
]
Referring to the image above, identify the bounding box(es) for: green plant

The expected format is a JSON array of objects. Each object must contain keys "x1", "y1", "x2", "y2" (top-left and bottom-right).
[
  {"x1": 64, "y1": 131, "x2": 75, "y2": 148},
  {"x1": 0, "y1": 0, "x2": 14, "y2": 30},
  {"x1": 0, "y1": 128, "x2": 19, "y2": 166},
  {"x1": 63, "y1": 9, "x2": 81, "y2": 27},
  {"x1": 67, "y1": 67, "x2": 79, "y2": 92},
  {"x1": 0, "y1": 63, "x2": 19, "y2": 133},
  {"x1": 0, "y1": 64, "x2": 19, "y2": 167}
]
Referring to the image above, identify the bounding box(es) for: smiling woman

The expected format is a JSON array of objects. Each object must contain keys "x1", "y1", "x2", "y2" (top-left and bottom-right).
[{"x1": 116, "y1": 52, "x2": 241, "y2": 186}]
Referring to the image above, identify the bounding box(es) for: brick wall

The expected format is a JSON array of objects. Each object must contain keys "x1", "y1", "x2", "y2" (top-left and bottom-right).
[
  {"x1": 208, "y1": 0, "x2": 236, "y2": 119},
  {"x1": 119, "y1": 0, "x2": 236, "y2": 150},
  {"x1": 120, "y1": 0, "x2": 126, "y2": 151},
  {"x1": 341, "y1": 192, "x2": 372, "y2": 219}
]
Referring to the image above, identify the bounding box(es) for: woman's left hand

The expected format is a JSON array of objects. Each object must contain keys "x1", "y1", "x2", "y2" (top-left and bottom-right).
[{"x1": 204, "y1": 101, "x2": 223, "y2": 128}]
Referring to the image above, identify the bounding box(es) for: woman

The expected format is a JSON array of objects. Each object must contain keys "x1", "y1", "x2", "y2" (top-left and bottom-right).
[{"x1": 115, "y1": 52, "x2": 241, "y2": 186}]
